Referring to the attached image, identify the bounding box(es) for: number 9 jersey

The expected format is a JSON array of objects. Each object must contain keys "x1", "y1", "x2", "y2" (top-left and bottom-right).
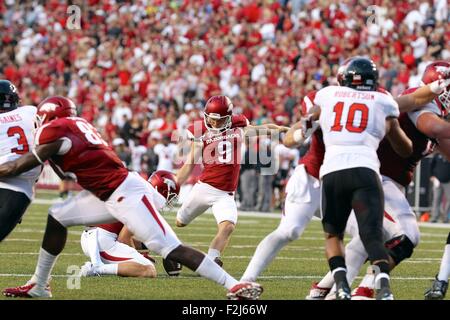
[
  {"x1": 35, "y1": 117, "x2": 129, "y2": 200},
  {"x1": 314, "y1": 86, "x2": 399, "y2": 178},
  {"x1": 0, "y1": 105, "x2": 41, "y2": 199},
  {"x1": 186, "y1": 114, "x2": 248, "y2": 192}
]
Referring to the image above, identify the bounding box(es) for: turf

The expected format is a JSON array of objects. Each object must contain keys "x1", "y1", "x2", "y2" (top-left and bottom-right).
[{"x1": 0, "y1": 192, "x2": 448, "y2": 300}]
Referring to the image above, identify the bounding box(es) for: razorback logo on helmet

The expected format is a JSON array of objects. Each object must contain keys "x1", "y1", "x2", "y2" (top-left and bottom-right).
[
  {"x1": 38, "y1": 103, "x2": 58, "y2": 113},
  {"x1": 163, "y1": 177, "x2": 176, "y2": 192}
]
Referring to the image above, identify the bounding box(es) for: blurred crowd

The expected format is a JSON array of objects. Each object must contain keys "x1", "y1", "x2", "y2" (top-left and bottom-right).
[{"x1": 0, "y1": 0, "x2": 449, "y2": 212}]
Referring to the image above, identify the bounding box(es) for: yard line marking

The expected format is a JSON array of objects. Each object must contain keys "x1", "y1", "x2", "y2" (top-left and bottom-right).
[
  {"x1": 0, "y1": 273, "x2": 435, "y2": 281},
  {"x1": 0, "y1": 252, "x2": 441, "y2": 264}
]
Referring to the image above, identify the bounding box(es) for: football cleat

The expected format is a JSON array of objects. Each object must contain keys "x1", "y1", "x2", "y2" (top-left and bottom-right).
[
  {"x1": 3, "y1": 283, "x2": 52, "y2": 298},
  {"x1": 80, "y1": 262, "x2": 101, "y2": 277},
  {"x1": 227, "y1": 282, "x2": 263, "y2": 300},
  {"x1": 162, "y1": 257, "x2": 182, "y2": 277},
  {"x1": 424, "y1": 277, "x2": 448, "y2": 300},
  {"x1": 376, "y1": 287, "x2": 394, "y2": 300},
  {"x1": 214, "y1": 257, "x2": 223, "y2": 267},
  {"x1": 305, "y1": 282, "x2": 331, "y2": 300},
  {"x1": 335, "y1": 281, "x2": 351, "y2": 300},
  {"x1": 351, "y1": 286, "x2": 375, "y2": 300}
]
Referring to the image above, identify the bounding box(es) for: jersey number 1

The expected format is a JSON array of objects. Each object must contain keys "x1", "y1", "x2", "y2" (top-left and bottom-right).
[{"x1": 331, "y1": 102, "x2": 368, "y2": 133}]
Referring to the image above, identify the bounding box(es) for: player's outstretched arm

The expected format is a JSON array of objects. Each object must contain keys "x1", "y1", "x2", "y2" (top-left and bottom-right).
[
  {"x1": 0, "y1": 141, "x2": 62, "y2": 178},
  {"x1": 385, "y1": 117, "x2": 413, "y2": 158},
  {"x1": 416, "y1": 113, "x2": 450, "y2": 140},
  {"x1": 244, "y1": 123, "x2": 290, "y2": 136},
  {"x1": 176, "y1": 140, "x2": 202, "y2": 186},
  {"x1": 283, "y1": 121, "x2": 306, "y2": 147},
  {"x1": 396, "y1": 78, "x2": 450, "y2": 112}
]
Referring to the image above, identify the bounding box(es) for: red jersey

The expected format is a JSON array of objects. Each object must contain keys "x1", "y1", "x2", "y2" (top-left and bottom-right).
[
  {"x1": 299, "y1": 130, "x2": 324, "y2": 180},
  {"x1": 98, "y1": 222, "x2": 124, "y2": 235},
  {"x1": 298, "y1": 91, "x2": 324, "y2": 179},
  {"x1": 378, "y1": 89, "x2": 440, "y2": 186},
  {"x1": 35, "y1": 117, "x2": 129, "y2": 200},
  {"x1": 187, "y1": 114, "x2": 248, "y2": 192}
]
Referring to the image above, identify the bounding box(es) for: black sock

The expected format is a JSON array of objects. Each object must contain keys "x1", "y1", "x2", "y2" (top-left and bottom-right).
[{"x1": 329, "y1": 256, "x2": 347, "y2": 283}]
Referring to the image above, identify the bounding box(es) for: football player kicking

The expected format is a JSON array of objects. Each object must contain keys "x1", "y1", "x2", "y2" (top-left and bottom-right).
[
  {"x1": 0, "y1": 80, "x2": 41, "y2": 241},
  {"x1": 176, "y1": 95, "x2": 289, "y2": 266},
  {"x1": 240, "y1": 59, "x2": 450, "y2": 300},
  {"x1": 0, "y1": 96, "x2": 262, "y2": 300}
]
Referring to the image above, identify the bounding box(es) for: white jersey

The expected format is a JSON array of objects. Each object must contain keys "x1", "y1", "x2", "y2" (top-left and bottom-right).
[
  {"x1": 0, "y1": 105, "x2": 41, "y2": 199},
  {"x1": 314, "y1": 86, "x2": 399, "y2": 178}
]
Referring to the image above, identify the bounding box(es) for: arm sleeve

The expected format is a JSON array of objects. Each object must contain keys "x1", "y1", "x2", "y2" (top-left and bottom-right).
[{"x1": 380, "y1": 94, "x2": 400, "y2": 118}]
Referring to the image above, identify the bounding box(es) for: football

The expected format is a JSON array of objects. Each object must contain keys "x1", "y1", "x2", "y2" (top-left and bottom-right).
[{"x1": 162, "y1": 258, "x2": 182, "y2": 277}]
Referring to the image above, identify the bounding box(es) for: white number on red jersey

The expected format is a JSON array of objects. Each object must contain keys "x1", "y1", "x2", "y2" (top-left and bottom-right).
[
  {"x1": 75, "y1": 121, "x2": 108, "y2": 146},
  {"x1": 217, "y1": 140, "x2": 232, "y2": 163}
]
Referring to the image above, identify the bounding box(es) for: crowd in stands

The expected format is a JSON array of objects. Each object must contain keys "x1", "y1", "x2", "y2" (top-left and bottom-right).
[{"x1": 0, "y1": 0, "x2": 449, "y2": 213}]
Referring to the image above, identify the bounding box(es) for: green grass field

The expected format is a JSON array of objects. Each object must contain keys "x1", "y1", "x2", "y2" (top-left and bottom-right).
[{"x1": 0, "y1": 191, "x2": 449, "y2": 300}]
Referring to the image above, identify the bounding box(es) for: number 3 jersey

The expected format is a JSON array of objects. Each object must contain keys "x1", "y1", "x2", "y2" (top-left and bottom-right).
[
  {"x1": 0, "y1": 105, "x2": 41, "y2": 199},
  {"x1": 35, "y1": 117, "x2": 129, "y2": 200},
  {"x1": 186, "y1": 114, "x2": 248, "y2": 192},
  {"x1": 314, "y1": 86, "x2": 399, "y2": 178}
]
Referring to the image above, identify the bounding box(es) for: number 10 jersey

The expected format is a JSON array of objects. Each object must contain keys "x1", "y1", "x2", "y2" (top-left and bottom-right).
[{"x1": 314, "y1": 86, "x2": 400, "y2": 178}]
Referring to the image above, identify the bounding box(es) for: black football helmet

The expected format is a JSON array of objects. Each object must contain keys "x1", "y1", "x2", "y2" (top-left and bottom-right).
[
  {"x1": 0, "y1": 80, "x2": 20, "y2": 112},
  {"x1": 337, "y1": 57, "x2": 379, "y2": 91}
]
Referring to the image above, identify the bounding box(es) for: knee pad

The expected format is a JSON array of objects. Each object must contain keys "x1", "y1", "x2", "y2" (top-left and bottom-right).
[
  {"x1": 276, "y1": 224, "x2": 303, "y2": 242},
  {"x1": 385, "y1": 234, "x2": 415, "y2": 265}
]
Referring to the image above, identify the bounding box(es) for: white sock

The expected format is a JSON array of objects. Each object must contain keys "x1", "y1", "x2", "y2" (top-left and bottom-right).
[
  {"x1": 31, "y1": 248, "x2": 58, "y2": 289},
  {"x1": 207, "y1": 248, "x2": 221, "y2": 260},
  {"x1": 359, "y1": 273, "x2": 375, "y2": 289},
  {"x1": 195, "y1": 256, "x2": 238, "y2": 290},
  {"x1": 95, "y1": 264, "x2": 118, "y2": 276},
  {"x1": 437, "y1": 244, "x2": 450, "y2": 281},
  {"x1": 241, "y1": 229, "x2": 291, "y2": 282},
  {"x1": 375, "y1": 273, "x2": 390, "y2": 289},
  {"x1": 345, "y1": 237, "x2": 369, "y2": 286},
  {"x1": 317, "y1": 271, "x2": 335, "y2": 288},
  {"x1": 86, "y1": 229, "x2": 103, "y2": 267}
]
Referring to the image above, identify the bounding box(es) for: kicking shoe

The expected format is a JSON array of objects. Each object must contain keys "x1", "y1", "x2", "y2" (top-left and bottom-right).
[
  {"x1": 227, "y1": 282, "x2": 263, "y2": 300},
  {"x1": 214, "y1": 257, "x2": 223, "y2": 267},
  {"x1": 80, "y1": 262, "x2": 101, "y2": 277},
  {"x1": 424, "y1": 277, "x2": 448, "y2": 300},
  {"x1": 335, "y1": 282, "x2": 351, "y2": 300},
  {"x1": 305, "y1": 282, "x2": 331, "y2": 300},
  {"x1": 3, "y1": 283, "x2": 52, "y2": 298},
  {"x1": 351, "y1": 286, "x2": 375, "y2": 300}
]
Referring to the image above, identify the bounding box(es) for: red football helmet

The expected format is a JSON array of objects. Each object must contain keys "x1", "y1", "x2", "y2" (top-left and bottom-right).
[
  {"x1": 421, "y1": 61, "x2": 450, "y2": 114},
  {"x1": 149, "y1": 170, "x2": 180, "y2": 208},
  {"x1": 203, "y1": 95, "x2": 233, "y2": 132},
  {"x1": 37, "y1": 96, "x2": 77, "y2": 125}
]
